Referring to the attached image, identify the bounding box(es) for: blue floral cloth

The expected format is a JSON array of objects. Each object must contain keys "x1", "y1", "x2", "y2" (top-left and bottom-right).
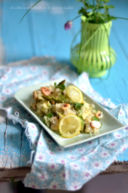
[{"x1": 0, "y1": 57, "x2": 128, "y2": 191}]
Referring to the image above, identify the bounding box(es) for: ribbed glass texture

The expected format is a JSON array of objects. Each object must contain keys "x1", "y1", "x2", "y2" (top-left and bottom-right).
[{"x1": 71, "y1": 21, "x2": 116, "y2": 77}]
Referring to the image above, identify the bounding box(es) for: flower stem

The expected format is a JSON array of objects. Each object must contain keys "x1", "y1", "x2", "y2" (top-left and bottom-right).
[
  {"x1": 72, "y1": 15, "x2": 81, "y2": 22},
  {"x1": 19, "y1": 0, "x2": 42, "y2": 22},
  {"x1": 115, "y1": 16, "x2": 128, "y2": 20}
]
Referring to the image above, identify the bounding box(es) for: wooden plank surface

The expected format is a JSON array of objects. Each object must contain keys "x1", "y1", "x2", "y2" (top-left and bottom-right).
[{"x1": 0, "y1": 161, "x2": 128, "y2": 182}]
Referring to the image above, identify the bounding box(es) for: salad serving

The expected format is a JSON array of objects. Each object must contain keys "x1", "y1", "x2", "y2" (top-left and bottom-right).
[{"x1": 31, "y1": 80, "x2": 103, "y2": 138}]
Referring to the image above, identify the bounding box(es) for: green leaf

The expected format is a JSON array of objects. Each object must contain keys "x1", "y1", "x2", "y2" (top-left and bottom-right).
[
  {"x1": 83, "y1": 1, "x2": 90, "y2": 8},
  {"x1": 46, "y1": 112, "x2": 53, "y2": 118},
  {"x1": 101, "y1": 0, "x2": 110, "y2": 3},
  {"x1": 78, "y1": 7, "x2": 88, "y2": 16},
  {"x1": 56, "y1": 84, "x2": 65, "y2": 90},
  {"x1": 77, "y1": 0, "x2": 128, "y2": 23},
  {"x1": 74, "y1": 103, "x2": 83, "y2": 110},
  {"x1": 56, "y1": 80, "x2": 65, "y2": 90},
  {"x1": 88, "y1": 4, "x2": 98, "y2": 9},
  {"x1": 54, "y1": 82, "x2": 57, "y2": 87},
  {"x1": 92, "y1": 116, "x2": 99, "y2": 121},
  {"x1": 96, "y1": 5, "x2": 104, "y2": 9},
  {"x1": 81, "y1": 15, "x2": 87, "y2": 22},
  {"x1": 104, "y1": 5, "x2": 114, "y2": 9}
]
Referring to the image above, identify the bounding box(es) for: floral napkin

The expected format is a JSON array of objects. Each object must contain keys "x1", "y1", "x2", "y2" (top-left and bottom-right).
[{"x1": 0, "y1": 57, "x2": 128, "y2": 191}]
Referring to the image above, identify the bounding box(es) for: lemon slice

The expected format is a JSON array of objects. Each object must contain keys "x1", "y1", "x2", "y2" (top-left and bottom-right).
[
  {"x1": 59, "y1": 114, "x2": 82, "y2": 138},
  {"x1": 66, "y1": 85, "x2": 84, "y2": 103}
]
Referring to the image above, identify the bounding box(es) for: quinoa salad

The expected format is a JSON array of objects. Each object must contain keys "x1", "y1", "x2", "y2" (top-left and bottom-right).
[{"x1": 31, "y1": 80, "x2": 103, "y2": 138}]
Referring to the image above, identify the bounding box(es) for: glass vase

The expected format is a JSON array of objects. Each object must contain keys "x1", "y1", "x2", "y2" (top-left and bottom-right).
[{"x1": 70, "y1": 21, "x2": 116, "y2": 78}]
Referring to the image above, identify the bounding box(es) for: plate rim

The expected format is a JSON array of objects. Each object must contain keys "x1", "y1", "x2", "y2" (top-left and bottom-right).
[{"x1": 14, "y1": 79, "x2": 125, "y2": 148}]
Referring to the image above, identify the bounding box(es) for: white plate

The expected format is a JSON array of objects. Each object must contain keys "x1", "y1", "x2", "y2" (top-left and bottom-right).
[{"x1": 15, "y1": 79, "x2": 124, "y2": 148}]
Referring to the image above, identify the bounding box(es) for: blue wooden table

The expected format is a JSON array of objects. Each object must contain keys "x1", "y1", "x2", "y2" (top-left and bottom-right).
[{"x1": 0, "y1": 0, "x2": 128, "y2": 180}]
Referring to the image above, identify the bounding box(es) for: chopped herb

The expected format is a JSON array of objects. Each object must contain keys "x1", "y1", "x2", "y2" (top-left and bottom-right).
[
  {"x1": 55, "y1": 80, "x2": 66, "y2": 90},
  {"x1": 54, "y1": 82, "x2": 57, "y2": 87},
  {"x1": 42, "y1": 117, "x2": 46, "y2": 124},
  {"x1": 92, "y1": 116, "x2": 99, "y2": 121},
  {"x1": 58, "y1": 80, "x2": 65, "y2": 85},
  {"x1": 46, "y1": 112, "x2": 53, "y2": 118},
  {"x1": 74, "y1": 103, "x2": 83, "y2": 110},
  {"x1": 57, "y1": 84, "x2": 65, "y2": 90},
  {"x1": 81, "y1": 117, "x2": 84, "y2": 125},
  {"x1": 58, "y1": 95, "x2": 67, "y2": 102}
]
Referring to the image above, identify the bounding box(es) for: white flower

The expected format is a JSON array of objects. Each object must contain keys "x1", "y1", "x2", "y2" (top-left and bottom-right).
[
  {"x1": 93, "y1": 161, "x2": 102, "y2": 169},
  {"x1": 108, "y1": 142, "x2": 117, "y2": 148},
  {"x1": 36, "y1": 153, "x2": 45, "y2": 162},
  {"x1": 70, "y1": 163, "x2": 80, "y2": 170},
  {"x1": 30, "y1": 66, "x2": 37, "y2": 71},
  {"x1": 83, "y1": 170, "x2": 92, "y2": 180},
  {"x1": 100, "y1": 151, "x2": 110, "y2": 158},
  {"x1": 40, "y1": 172, "x2": 48, "y2": 181},
  {"x1": 49, "y1": 181, "x2": 59, "y2": 189},
  {"x1": 16, "y1": 69, "x2": 23, "y2": 75},
  {"x1": 0, "y1": 96, "x2": 6, "y2": 101},
  {"x1": 70, "y1": 182, "x2": 81, "y2": 191},
  {"x1": 48, "y1": 163, "x2": 58, "y2": 170},
  {"x1": 60, "y1": 170, "x2": 69, "y2": 180},
  {"x1": 3, "y1": 88, "x2": 12, "y2": 95},
  {"x1": 81, "y1": 156, "x2": 89, "y2": 163},
  {"x1": 77, "y1": 147, "x2": 85, "y2": 153},
  {"x1": 68, "y1": 155, "x2": 76, "y2": 160},
  {"x1": 1, "y1": 75, "x2": 8, "y2": 81}
]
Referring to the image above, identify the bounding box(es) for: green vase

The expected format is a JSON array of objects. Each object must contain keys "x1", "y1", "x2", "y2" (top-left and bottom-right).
[{"x1": 70, "y1": 21, "x2": 116, "y2": 78}]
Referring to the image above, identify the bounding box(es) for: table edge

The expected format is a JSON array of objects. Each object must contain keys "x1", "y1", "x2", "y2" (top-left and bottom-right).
[{"x1": 0, "y1": 162, "x2": 128, "y2": 182}]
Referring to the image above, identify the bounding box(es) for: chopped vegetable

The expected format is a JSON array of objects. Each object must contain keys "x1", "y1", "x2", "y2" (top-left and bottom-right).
[
  {"x1": 74, "y1": 103, "x2": 83, "y2": 110},
  {"x1": 54, "y1": 82, "x2": 57, "y2": 87},
  {"x1": 41, "y1": 87, "x2": 51, "y2": 96},
  {"x1": 90, "y1": 120, "x2": 101, "y2": 129},
  {"x1": 95, "y1": 111, "x2": 103, "y2": 119},
  {"x1": 33, "y1": 91, "x2": 38, "y2": 100},
  {"x1": 92, "y1": 116, "x2": 99, "y2": 121},
  {"x1": 46, "y1": 112, "x2": 54, "y2": 118},
  {"x1": 31, "y1": 80, "x2": 103, "y2": 137},
  {"x1": 55, "y1": 80, "x2": 65, "y2": 90},
  {"x1": 62, "y1": 103, "x2": 70, "y2": 110}
]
